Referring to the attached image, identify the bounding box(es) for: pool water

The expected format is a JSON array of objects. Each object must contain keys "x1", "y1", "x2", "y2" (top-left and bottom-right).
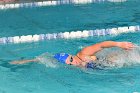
[
  {"x1": 0, "y1": 0, "x2": 140, "y2": 37},
  {"x1": 0, "y1": 0, "x2": 140, "y2": 93}
]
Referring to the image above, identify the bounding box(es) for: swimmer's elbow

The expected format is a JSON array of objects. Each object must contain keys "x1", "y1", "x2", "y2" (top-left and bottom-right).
[
  {"x1": 99, "y1": 41, "x2": 118, "y2": 48},
  {"x1": 79, "y1": 41, "x2": 116, "y2": 55},
  {"x1": 80, "y1": 44, "x2": 102, "y2": 55}
]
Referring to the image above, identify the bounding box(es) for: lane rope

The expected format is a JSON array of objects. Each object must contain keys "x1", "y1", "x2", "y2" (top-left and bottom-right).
[
  {"x1": 0, "y1": 0, "x2": 127, "y2": 10},
  {"x1": 0, "y1": 25, "x2": 140, "y2": 44}
]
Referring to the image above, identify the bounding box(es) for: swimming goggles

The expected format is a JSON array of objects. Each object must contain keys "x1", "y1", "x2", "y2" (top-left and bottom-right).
[{"x1": 69, "y1": 56, "x2": 73, "y2": 65}]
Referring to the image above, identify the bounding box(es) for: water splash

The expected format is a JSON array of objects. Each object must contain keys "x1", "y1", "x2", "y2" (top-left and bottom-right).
[
  {"x1": 36, "y1": 53, "x2": 59, "y2": 68},
  {"x1": 96, "y1": 46, "x2": 140, "y2": 69}
]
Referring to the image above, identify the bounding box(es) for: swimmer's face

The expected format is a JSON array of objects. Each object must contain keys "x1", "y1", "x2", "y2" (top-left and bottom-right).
[{"x1": 65, "y1": 55, "x2": 78, "y2": 65}]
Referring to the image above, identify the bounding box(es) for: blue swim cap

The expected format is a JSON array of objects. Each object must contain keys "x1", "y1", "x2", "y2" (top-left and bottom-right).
[{"x1": 54, "y1": 53, "x2": 69, "y2": 64}]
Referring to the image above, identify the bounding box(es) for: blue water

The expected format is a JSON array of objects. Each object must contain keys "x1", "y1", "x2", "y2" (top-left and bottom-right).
[
  {"x1": 0, "y1": 0, "x2": 140, "y2": 37},
  {"x1": 0, "y1": 0, "x2": 140, "y2": 93}
]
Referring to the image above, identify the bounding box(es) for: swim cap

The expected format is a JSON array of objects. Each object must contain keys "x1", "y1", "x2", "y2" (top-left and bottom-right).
[{"x1": 54, "y1": 53, "x2": 69, "y2": 64}]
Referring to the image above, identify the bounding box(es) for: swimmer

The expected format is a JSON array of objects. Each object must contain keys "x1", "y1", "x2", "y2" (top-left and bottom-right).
[{"x1": 10, "y1": 41, "x2": 135, "y2": 69}]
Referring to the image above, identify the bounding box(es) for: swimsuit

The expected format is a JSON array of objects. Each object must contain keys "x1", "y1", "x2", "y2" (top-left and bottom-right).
[
  {"x1": 86, "y1": 62, "x2": 97, "y2": 69},
  {"x1": 76, "y1": 55, "x2": 101, "y2": 69}
]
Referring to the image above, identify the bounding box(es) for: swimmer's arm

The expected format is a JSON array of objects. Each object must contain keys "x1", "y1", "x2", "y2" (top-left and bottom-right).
[
  {"x1": 79, "y1": 41, "x2": 134, "y2": 55},
  {"x1": 10, "y1": 59, "x2": 38, "y2": 65}
]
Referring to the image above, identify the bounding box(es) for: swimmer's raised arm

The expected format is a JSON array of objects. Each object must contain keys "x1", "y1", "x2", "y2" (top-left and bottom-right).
[
  {"x1": 78, "y1": 41, "x2": 135, "y2": 56},
  {"x1": 10, "y1": 58, "x2": 38, "y2": 65}
]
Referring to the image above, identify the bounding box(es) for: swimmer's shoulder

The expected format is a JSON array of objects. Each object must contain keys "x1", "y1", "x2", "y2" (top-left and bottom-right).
[{"x1": 77, "y1": 53, "x2": 97, "y2": 62}]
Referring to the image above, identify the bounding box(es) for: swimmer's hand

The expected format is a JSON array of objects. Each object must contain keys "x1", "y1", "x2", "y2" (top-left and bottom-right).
[
  {"x1": 10, "y1": 59, "x2": 38, "y2": 65},
  {"x1": 117, "y1": 42, "x2": 135, "y2": 50}
]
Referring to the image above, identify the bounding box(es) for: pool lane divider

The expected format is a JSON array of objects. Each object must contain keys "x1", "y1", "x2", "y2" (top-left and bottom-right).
[
  {"x1": 0, "y1": 25, "x2": 140, "y2": 44},
  {"x1": 0, "y1": 0, "x2": 127, "y2": 10}
]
